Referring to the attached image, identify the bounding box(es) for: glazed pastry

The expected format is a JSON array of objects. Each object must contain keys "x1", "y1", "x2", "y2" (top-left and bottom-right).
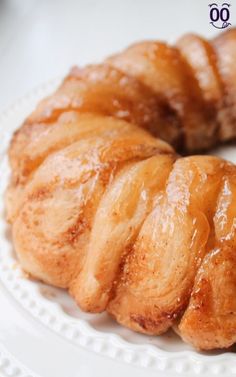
[{"x1": 6, "y1": 28, "x2": 236, "y2": 350}]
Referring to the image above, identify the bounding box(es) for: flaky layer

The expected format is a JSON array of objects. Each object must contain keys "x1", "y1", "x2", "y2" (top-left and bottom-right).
[{"x1": 6, "y1": 28, "x2": 236, "y2": 350}]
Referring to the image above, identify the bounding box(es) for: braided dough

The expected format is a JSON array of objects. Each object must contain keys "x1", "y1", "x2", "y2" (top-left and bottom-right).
[{"x1": 6, "y1": 28, "x2": 236, "y2": 350}]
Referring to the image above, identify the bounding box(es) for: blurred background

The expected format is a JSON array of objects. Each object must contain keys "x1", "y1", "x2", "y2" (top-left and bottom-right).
[{"x1": 0, "y1": 0, "x2": 233, "y2": 110}]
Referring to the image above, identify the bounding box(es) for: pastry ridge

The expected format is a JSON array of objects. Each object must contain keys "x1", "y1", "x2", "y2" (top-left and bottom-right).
[{"x1": 6, "y1": 28, "x2": 236, "y2": 350}]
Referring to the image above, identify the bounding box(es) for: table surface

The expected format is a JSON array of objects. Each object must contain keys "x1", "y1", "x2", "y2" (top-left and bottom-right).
[{"x1": 0, "y1": 1, "x2": 235, "y2": 376}]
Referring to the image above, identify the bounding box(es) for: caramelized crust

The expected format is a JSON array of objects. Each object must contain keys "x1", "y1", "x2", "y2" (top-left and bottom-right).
[
  {"x1": 70, "y1": 154, "x2": 175, "y2": 311},
  {"x1": 179, "y1": 169, "x2": 236, "y2": 349},
  {"x1": 6, "y1": 28, "x2": 236, "y2": 350},
  {"x1": 12, "y1": 118, "x2": 171, "y2": 287},
  {"x1": 107, "y1": 156, "x2": 227, "y2": 334},
  {"x1": 213, "y1": 29, "x2": 236, "y2": 141}
]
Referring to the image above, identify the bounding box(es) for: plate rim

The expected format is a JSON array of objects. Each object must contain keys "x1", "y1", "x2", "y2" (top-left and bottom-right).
[{"x1": 0, "y1": 80, "x2": 236, "y2": 376}]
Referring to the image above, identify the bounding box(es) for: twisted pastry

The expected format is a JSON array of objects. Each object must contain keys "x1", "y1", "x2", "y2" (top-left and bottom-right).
[{"x1": 6, "y1": 28, "x2": 236, "y2": 350}]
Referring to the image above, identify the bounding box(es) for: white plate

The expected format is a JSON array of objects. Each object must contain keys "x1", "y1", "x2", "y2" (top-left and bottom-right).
[{"x1": 0, "y1": 81, "x2": 236, "y2": 377}]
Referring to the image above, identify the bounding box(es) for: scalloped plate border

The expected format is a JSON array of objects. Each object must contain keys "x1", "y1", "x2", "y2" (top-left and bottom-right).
[
  {"x1": 0, "y1": 343, "x2": 39, "y2": 377},
  {"x1": 0, "y1": 80, "x2": 236, "y2": 376}
]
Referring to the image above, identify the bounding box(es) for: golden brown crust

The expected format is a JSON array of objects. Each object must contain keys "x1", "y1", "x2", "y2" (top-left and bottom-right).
[
  {"x1": 107, "y1": 156, "x2": 228, "y2": 334},
  {"x1": 213, "y1": 29, "x2": 236, "y2": 141},
  {"x1": 69, "y1": 154, "x2": 176, "y2": 311},
  {"x1": 179, "y1": 170, "x2": 236, "y2": 350},
  {"x1": 11, "y1": 117, "x2": 173, "y2": 287},
  {"x1": 6, "y1": 28, "x2": 236, "y2": 350}
]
